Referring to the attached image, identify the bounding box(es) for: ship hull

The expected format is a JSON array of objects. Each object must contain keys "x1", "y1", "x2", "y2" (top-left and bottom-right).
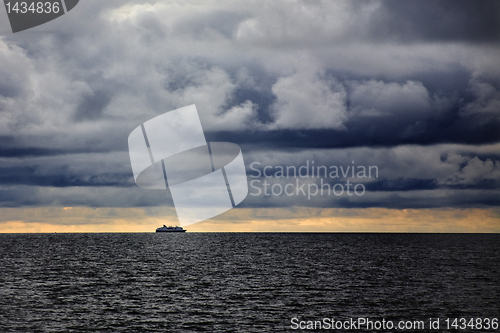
[{"x1": 156, "y1": 229, "x2": 186, "y2": 232}]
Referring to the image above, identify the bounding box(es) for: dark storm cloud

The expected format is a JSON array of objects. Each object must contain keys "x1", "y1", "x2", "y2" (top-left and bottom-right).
[
  {"x1": 0, "y1": 147, "x2": 77, "y2": 157},
  {"x1": 239, "y1": 187, "x2": 500, "y2": 209},
  {"x1": 0, "y1": 80, "x2": 23, "y2": 98},
  {"x1": 367, "y1": 0, "x2": 500, "y2": 43},
  {"x1": 173, "y1": 10, "x2": 249, "y2": 39},
  {"x1": 0, "y1": 150, "x2": 137, "y2": 199},
  {"x1": 0, "y1": 146, "x2": 124, "y2": 157},
  {"x1": 223, "y1": 86, "x2": 276, "y2": 124},
  {"x1": 0, "y1": 132, "x2": 130, "y2": 156},
  {"x1": 0, "y1": 166, "x2": 132, "y2": 187},
  {"x1": 236, "y1": 144, "x2": 500, "y2": 210},
  {"x1": 0, "y1": 185, "x2": 173, "y2": 208},
  {"x1": 74, "y1": 90, "x2": 113, "y2": 121},
  {"x1": 364, "y1": 177, "x2": 500, "y2": 192},
  {"x1": 334, "y1": 190, "x2": 500, "y2": 209},
  {"x1": 0, "y1": 0, "x2": 499, "y2": 212},
  {"x1": 219, "y1": 66, "x2": 279, "y2": 125},
  {"x1": 207, "y1": 112, "x2": 500, "y2": 149},
  {"x1": 326, "y1": 64, "x2": 473, "y2": 93},
  {"x1": 208, "y1": 73, "x2": 500, "y2": 148}
]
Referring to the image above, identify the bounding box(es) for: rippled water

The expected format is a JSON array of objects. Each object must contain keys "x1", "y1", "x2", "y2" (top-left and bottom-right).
[{"x1": 0, "y1": 233, "x2": 498, "y2": 332}]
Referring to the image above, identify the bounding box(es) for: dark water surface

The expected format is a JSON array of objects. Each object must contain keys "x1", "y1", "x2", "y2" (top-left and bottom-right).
[{"x1": 0, "y1": 233, "x2": 498, "y2": 332}]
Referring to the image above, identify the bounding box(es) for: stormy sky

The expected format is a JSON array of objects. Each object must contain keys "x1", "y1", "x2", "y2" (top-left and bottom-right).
[{"x1": 0, "y1": 0, "x2": 499, "y2": 230}]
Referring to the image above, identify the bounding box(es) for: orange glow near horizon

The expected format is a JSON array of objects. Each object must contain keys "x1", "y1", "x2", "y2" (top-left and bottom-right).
[{"x1": 0, "y1": 207, "x2": 498, "y2": 233}]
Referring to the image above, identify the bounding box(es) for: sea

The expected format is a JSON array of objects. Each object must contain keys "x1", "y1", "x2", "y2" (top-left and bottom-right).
[{"x1": 0, "y1": 233, "x2": 498, "y2": 332}]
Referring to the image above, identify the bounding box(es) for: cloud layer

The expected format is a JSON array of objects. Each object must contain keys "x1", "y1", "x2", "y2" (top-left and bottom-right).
[{"x1": 0, "y1": 0, "x2": 499, "y2": 213}]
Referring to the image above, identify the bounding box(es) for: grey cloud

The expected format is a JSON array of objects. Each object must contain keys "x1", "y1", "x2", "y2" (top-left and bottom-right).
[
  {"x1": 0, "y1": 40, "x2": 31, "y2": 99},
  {"x1": 367, "y1": 0, "x2": 500, "y2": 43},
  {"x1": 347, "y1": 80, "x2": 436, "y2": 118},
  {"x1": 271, "y1": 70, "x2": 347, "y2": 129},
  {"x1": 173, "y1": 10, "x2": 249, "y2": 39},
  {"x1": 74, "y1": 90, "x2": 113, "y2": 121},
  {"x1": 442, "y1": 156, "x2": 500, "y2": 186},
  {"x1": 0, "y1": 151, "x2": 133, "y2": 186},
  {"x1": 0, "y1": 185, "x2": 174, "y2": 208},
  {"x1": 461, "y1": 79, "x2": 500, "y2": 120}
]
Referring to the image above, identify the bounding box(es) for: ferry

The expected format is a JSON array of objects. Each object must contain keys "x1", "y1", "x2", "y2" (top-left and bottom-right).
[{"x1": 155, "y1": 225, "x2": 186, "y2": 233}]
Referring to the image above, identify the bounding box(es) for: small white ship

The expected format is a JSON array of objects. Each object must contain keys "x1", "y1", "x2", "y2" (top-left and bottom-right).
[{"x1": 155, "y1": 225, "x2": 186, "y2": 233}]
